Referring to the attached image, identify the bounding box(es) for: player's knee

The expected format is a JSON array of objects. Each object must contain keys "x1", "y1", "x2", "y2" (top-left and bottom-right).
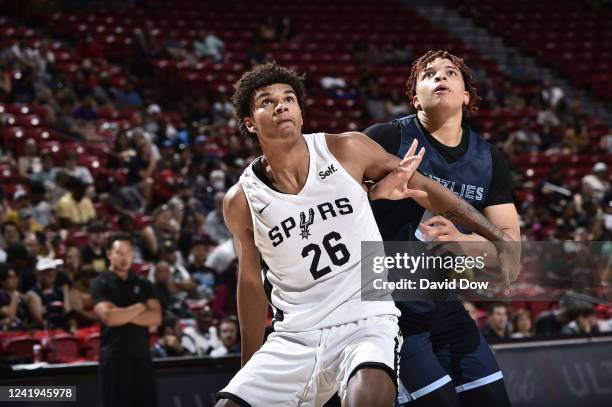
[
  {"x1": 214, "y1": 398, "x2": 240, "y2": 407},
  {"x1": 346, "y1": 369, "x2": 396, "y2": 407}
]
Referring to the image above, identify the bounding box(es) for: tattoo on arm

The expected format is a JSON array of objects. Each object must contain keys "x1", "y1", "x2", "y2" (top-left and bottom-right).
[{"x1": 439, "y1": 201, "x2": 506, "y2": 241}]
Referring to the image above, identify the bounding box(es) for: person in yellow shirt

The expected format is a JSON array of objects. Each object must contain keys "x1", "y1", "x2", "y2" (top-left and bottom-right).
[{"x1": 55, "y1": 177, "x2": 95, "y2": 228}]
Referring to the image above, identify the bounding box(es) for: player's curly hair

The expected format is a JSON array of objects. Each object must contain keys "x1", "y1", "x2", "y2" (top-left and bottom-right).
[
  {"x1": 232, "y1": 62, "x2": 307, "y2": 139},
  {"x1": 405, "y1": 50, "x2": 481, "y2": 117}
]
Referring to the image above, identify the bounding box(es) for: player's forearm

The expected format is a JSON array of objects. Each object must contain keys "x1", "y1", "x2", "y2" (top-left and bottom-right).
[
  {"x1": 411, "y1": 174, "x2": 508, "y2": 241},
  {"x1": 238, "y1": 280, "x2": 268, "y2": 366},
  {"x1": 462, "y1": 234, "x2": 500, "y2": 267}
]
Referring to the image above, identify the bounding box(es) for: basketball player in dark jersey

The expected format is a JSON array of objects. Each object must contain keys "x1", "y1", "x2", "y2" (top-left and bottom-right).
[{"x1": 365, "y1": 50, "x2": 519, "y2": 407}]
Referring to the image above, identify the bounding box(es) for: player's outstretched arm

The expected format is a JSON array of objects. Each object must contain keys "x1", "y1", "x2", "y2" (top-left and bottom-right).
[
  {"x1": 223, "y1": 183, "x2": 269, "y2": 367},
  {"x1": 409, "y1": 174, "x2": 521, "y2": 286},
  {"x1": 327, "y1": 131, "x2": 426, "y2": 200}
]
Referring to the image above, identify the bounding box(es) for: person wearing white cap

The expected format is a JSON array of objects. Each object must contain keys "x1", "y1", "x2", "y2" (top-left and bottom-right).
[
  {"x1": 582, "y1": 162, "x2": 610, "y2": 202},
  {"x1": 24, "y1": 257, "x2": 70, "y2": 329}
]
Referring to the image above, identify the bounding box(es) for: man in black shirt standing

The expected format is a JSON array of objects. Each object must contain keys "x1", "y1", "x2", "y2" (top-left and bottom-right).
[
  {"x1": 91, "y1": 233, "x2": 161, "y2": 407},
  {"x1": 364, "y1": 50, "x2": 520, "y2": 407}
]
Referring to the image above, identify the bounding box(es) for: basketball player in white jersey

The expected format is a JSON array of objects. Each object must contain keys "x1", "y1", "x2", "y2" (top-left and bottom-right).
[{"x1": 216, "y1": 62, "x2": 516, "y2": 407}]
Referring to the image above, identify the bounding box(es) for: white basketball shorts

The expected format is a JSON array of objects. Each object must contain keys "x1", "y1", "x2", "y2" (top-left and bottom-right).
[{"x1": 217, "y1": 315, "x2": 402, "y2": 407}]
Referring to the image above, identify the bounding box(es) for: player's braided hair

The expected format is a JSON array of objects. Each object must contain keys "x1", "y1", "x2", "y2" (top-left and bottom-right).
[
  {"x1": 232, "y1": 62, "x2": 307, "y2": 139},
  {"x1": 405, "y1": 50, "x2": 481, "y2": 117}
]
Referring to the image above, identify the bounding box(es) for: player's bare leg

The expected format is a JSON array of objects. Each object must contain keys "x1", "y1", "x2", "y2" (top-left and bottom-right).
[
  {"x1": 345, "y1": 368, "x2": 396, "y2": 407},
  {"x1": 215, "y1": 399, "x2": 239, "y2": 407}
]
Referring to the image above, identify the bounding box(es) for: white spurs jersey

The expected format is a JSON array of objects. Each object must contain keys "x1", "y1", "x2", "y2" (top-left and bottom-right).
[{"x1": 239, "y1": 133, "x2": 399, "y2": 332}]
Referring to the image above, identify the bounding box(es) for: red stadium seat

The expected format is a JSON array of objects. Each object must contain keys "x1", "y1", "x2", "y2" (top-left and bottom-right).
[
  {"x1": 83, "y1": 332, "x2": 100, "y2": 361},
  {"x1": 2, "y1": 336, "x2": 40, "y2": 361},
  {"x1": 45, "y1": 334, "x2": 81, "y2": 363}
]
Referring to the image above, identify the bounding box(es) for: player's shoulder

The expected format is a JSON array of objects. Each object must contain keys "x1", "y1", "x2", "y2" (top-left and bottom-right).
[
  {"x1": 223, "y1": 183, "x2": 252, "y2": 232},
  {"x1": 324, "y1": 131, "x2": 373, "y2": 159},
  {"x1": 224, "y1": 183, "x2": 248, "y2": 212},
  {"x1": 362, "y1": 121, "x2": 401, "y2": 138}
]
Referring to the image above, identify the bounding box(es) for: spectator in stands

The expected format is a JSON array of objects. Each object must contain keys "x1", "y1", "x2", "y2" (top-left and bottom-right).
[
  {"x1": 60, "y1": 245, "x2": 82, "y2": 282},
  {"x1": 536, "y1": 105, "x2": 560, "y2": 133},
  {"x1": 0, "y1": 69, "x2": 12, "y2": 102},
  {"x1": 163, "y1": 30, "x2": 185, "y2": 60},
  {"x1": 142, "y1": 205, "x2": 180, "y2": 259},
  {"x1": 385, "y1": 90, "x2": 409, "y2": 119},
  {"x1": 24, "y1": 257, "x2": 70, "y2": 330},
  {"x1": 0, "y1": 264, "x2": 28, "y2": 330},
  {"x1": 482, "y1": 303, "x2": 511, "y2": 340},
  {"x1": 535, "y1": 293, "x2": 592, "y2": 336},
  {"x1": 81, "y1": 221, "x2": 108, "y2": 273},
  {"x1": 257, "y1": 16, "x2": 278, "y2": 42},
  {"x1": 181, "y1": 305, "x2": 222, "y2": 356},
  {"x1": 55, "y1": 176, "x2": 96, "y2": 228},
  {"x1": 133, "y1": 20, "x2": 161, "y2": 62},
  {"x1": 511, "y1": 309, "x2": 534, "y2": 338},
  {"x1": 73, "y1": 95, "x2": 99, "y2": 121},
  {"x1": 212, "y1": 92, "x2": 233, "y2": 125},
  {"x1": 1, "y1": 221, "x2": 22, "y2": 249},
  {"x1": 10, "y1": 189, "x2": 34, "y2": 230},
  {"x1": 68, "y1": 269, "x2": 97, "y2": 327},
  {"x1": 363, "y1": 86, "x2": 386, "y2": 122},
  {"x1": 156, "y1": 240, "x2": 196, "y2": 295},
  {"x1": 17, "y1": 138, "x2": 42, "y2": 178},
  {"x1": 6, "y1": 243, "x2": 37, "y2": 292},
  {"x1": 30, "y1": 150, "x2": 56, "y2": 189},
  {"x1": 384, "y1": 40, "x2": 412, "y2": 65},
  {"x1": 600, "y1": 129, "x2": 612, "y2": 154},
  {"x1": 152, "y1": 260, "x2": 192, "y2": 319},
  {"x1": 169, "y1": 178, "x2": 205, "y2": 248},
  {"x1": 23, "y1": 231, "x2": 52, "y2": 259},
  {"x1": 106, "y1": 177, "x2": 146, "y2": 218},
  {"x1": 47, "y1": 170, "x2": 70, "y2": 207},
  {"x1": 210, "y1": 316, "x2": 240, "y2": 357},
  {"x1": 204, "y1": 238, "x2": 236, "y2": 277},
  {"x1": 193, "y1": 30, "x2": 225, "y2": 62},
  {"x1": 503, "y1": 120, "x2": 542, "y2": 157},
  {"x1": 541, "y1": 80, "x2": 565, "y2": 110},
  {"x1": 151, "y1": 317, "x2": 191, "y2": 358},
  {"x1": 582, "y1": 162, "x2": 610, "y2": 202},
  {"x1": 187, "y1": 236, "x2": 216, "y2": 299},
  {"x1": 320, "y1": 70, "x2": 348, "y2": 96},
  {"x1": 116, "y1": 81, "x2": 143, "y2": 108},
  {"x1": 55, "y1": 100, "x2": 88, "y2": 141},
  {"x1": 203, "y1": 191, "x2": 231, "y2": 244},
  {"x1": 27, "y1": 181, "x2": 55, "y2": 229},
  {"x1": 126, "y1": 137, "x2": 156, "y2": 206},
  {"x1": 562, "y1": 308, "x2": 600, "y2": 335},
  {"x1": 277, "y1": 16, "x2": 296, "y2": 43}
]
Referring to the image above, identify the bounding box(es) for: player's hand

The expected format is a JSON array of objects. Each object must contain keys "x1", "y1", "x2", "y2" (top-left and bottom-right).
[
  {"x1": 496, "y1": 238, "x2": 521, "y2": 291},
  {"x1": 369, "y1": 139, "x2": 427, "y2": 200},
  {"x1": 418, "y1": 215, "x2": 474, "y2": 242},
  {"x1": 420, "y1": 215, "x2": 474, "y2": 259}
]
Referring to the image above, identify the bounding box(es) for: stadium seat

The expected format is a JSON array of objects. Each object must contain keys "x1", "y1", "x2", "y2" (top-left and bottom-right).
[
  {"x1": 2, "y1": 336, "x2": 40, "y2": 362},
  {"x1": 44, "y1": 334, "x2": 81, "y2": 363},
  {"x1": 83, "y1": 332, "x2": 100, "y2": 361}
]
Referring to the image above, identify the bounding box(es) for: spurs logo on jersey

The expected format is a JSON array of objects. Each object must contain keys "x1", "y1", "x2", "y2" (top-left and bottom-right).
[
  {"x1": 299, "y1": 208, "x2": 314, "y2": 239},
  {"x1": 239, "y1": 133, "x2": 399, "y2": 332},
  {"x1": 270, "y1": 198, "x2": 354, "y2": 246}
]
